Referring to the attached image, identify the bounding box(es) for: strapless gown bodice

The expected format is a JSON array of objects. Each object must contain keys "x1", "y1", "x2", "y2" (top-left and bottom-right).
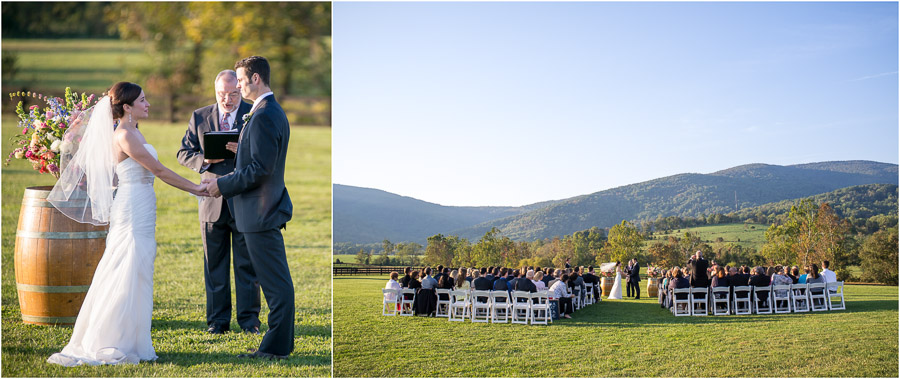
[{"x1": 116, "y1": 144, "x2": 157, "y2": 186}]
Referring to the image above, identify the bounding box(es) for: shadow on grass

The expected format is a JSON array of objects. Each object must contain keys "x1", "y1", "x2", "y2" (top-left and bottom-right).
[{"x1": 156, "y1": 351, "x2": 331, "y2": 367}]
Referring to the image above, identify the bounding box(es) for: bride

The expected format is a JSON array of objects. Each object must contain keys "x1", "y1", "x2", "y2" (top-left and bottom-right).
[
  {"x1": 46, "y1": 82, "x2": 208, "y2": 366},
  {"x1": 608, "y1": 261, "x2": 623, "y2": 300}
]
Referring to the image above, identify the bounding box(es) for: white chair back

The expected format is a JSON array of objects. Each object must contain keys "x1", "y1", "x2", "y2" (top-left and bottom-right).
[
  {"x1": 382, "y1": 288, "x2": 399, "y2": 316},
  {"x1": 826, "y1": 281, "x2": 845, "y2": 311},
  {"x1": 672, "y1": 288, "x2": 691, "y2": 316},
  {"x1": 808, "y1": 282, "x2": 828, "y2": 311},
  {"x1": 772, "y1": 284, "x2": 792, "y2": 313},
  {"x1": 711, "y1": 287, "x2": 730, "y2": 316},
  {"x1": 732, "y1": 286, "x2": 752, "y2": 315},
  {"x1": 790, "y1": 284, "x2": 810, "y2": 313}
]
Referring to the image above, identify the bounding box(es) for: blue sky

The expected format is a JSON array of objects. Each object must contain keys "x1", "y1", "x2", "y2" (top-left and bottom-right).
[{"x1": 333, "y1": 2, "x2": 898, "y2": 207}]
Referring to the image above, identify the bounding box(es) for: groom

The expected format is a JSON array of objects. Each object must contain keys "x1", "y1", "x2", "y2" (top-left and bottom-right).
[
  {"x1": 629, "y1": 259, "x2": 641, "y2": 300},
  {"x1": 206, "y1": 56, "x2": 294, "y2": 359}
]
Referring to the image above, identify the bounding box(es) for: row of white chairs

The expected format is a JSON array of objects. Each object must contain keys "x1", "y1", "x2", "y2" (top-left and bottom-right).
[
  {"x1": 664, "y1": 282, "x2": 845, "y2": 316},
  {"x1": 383, "y1": 283, "x2": 600, "y2": 324}
]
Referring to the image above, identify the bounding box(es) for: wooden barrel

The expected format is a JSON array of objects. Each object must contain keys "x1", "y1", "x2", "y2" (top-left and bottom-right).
[
  {"x1": 14, "y1": 186, "x2": 108, "y2": 325},
  {"x1": 647, "y1": 277, "x2": 659, "y2": 297},
  {"x1": 601, "y1": 277, "x2": 614, "y2": 297}
]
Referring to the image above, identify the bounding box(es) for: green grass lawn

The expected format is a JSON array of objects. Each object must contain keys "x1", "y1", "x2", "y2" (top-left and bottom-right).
[
  {"x1": 334, "y1": 275, "x2": 898, "y2": 377},
  {"x1": 648, "y1": 223, "x2": 768, "y2": 251},
  {"x1": 1, "y1": 117, "x2": 332, "y2": 376}
]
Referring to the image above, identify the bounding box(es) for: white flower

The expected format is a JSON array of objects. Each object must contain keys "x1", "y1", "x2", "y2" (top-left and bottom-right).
[
  {"x1": 50, "y1": 140, "x2": 62, "y2": 152},
  {"x1": 14, "y1": 150, "x2": 24, "y2": 159},
  {"x1": 59, "y1": 140, "x2": 73, "y2": 153},
  {"x1": 47, "y1": 133, "x2": 59, "y2": 142}
]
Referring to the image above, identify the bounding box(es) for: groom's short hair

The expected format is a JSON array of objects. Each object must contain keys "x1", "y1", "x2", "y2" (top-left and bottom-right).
[{"x1": 235, "y1": 56, "x2": 271, "y2": 87}]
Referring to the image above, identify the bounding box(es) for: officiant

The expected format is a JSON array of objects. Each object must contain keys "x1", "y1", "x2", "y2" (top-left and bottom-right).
[{"x1": 177, "y1": 70, "x2": 260, "y2": 335}]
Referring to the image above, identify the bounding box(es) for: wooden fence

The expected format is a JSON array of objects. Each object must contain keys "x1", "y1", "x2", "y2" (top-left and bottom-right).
[{"x1": 333, "y1": 266, "x2": 406, "y2": 276}]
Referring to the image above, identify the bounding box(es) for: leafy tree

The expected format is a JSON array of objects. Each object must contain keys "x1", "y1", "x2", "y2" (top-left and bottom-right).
[
  {"x1": 472, "y1": 228, "x2": 504, "y2": 267},
  {"x1": 598, "y1": 220, "x2": 643, "y2": 265},
  {"x1": 355, "y1": 249, "x2": 367, "y2": 265},
  {"x1": 859, "y1": 227, "x2": 898, "y2": 285}
]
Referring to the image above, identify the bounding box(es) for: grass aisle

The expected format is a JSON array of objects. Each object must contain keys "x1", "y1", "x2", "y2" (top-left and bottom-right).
[
  {"x1": 334, "y1": 276, "x2": 898, "y2": 377},
  {"x1": 1, "y1": 118, "x2": 332, "y2": 377}
]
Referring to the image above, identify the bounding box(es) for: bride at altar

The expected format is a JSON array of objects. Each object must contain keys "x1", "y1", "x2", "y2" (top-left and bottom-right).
[{"x1": 608, "y1": 261, "x2": 623, "y2": 300}]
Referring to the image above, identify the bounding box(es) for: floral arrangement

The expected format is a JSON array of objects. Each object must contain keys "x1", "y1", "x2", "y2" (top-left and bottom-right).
[
  {"x1": 600, "y1": 271, "x2": 615, "y2": 278},
  {"x1": 5, "y1": 88, "x2": 97, "y2": 178},
  {"x1": 646, "y1": 266, "x2": 662, "y2": 278}
]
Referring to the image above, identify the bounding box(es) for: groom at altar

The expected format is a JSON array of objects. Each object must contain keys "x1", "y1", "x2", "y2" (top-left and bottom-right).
[
  {"x1": 177, "y1": 70, "x2": 260, "y2": 335},
  {"x1": 206, "y1": 56, "x2": 295, "y2": 359}
]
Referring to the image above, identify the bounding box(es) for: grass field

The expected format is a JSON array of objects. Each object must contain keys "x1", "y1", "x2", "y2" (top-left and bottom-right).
[
  {"x1": 1, "y1": 117, "x2": 332, "y2": 376},
  {"x1": 334, "y1": 275, "x2": 898, "y2": 377},
  {"x1": 648, "y1": 223, "x2": 768, "y2": 251}
]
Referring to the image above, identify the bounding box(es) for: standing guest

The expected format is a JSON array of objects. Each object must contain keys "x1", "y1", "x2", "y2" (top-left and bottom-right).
[
  {"x1": 820, "y1": 260, "x2": 837, "y2": 283},
  {"x1": 687, "y1": 251, "x2": 710, "y2": 288},
  {"x1": 400, "y1": 267, "x2": 412, "y2": 288},
  {"x1": 533, "y1": 271, "x2": 547, "y2": 291},
  {"x1": 456, "y1": 268, "x2": 470, "y2": 290},
  {"x1": 565, "y1": 258, "x2": 571, "y2": 269},
  {"x1": 550, "y1": 274, "x2": 573, "y2": 319}
]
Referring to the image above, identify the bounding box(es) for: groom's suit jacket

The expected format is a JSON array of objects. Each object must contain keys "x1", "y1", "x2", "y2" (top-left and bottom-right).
[
  {"x1": 217, "y1": 95, "x2": 293, "y2": 233},
  {"x1": 630, "y1": 262, "x2": 641, "y2": 283},
  {"x1": 177, "y1": 101, "x2": 251, "y2": 222}
]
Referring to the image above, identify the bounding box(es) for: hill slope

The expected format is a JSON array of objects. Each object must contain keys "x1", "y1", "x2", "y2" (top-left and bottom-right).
[{"x1": 335, "y1": 161, "x2": 898, "y2": 244}]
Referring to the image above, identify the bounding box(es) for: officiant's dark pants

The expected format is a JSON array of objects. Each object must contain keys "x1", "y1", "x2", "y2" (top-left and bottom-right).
[
  {"x1": 244, "y1": 228, "x2": 295, "y2": 356},
  {"x1": 201, "y1": 204, "x2": 260, "y2": 330}
]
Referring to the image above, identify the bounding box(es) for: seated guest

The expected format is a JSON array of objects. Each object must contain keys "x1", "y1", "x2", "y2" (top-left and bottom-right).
[
  {"x1": 421, "y1": 267, "x2": 438, "y2": 289},
  {"x1": 771, "y1": 266, "x2": 792, "y2": 301},
  {"x1": 491, "y1": 267, "x2": 502, "y2": 283},
  {"x1": 384, "y1": 271, "x2": 401, "y2": 307},
  {"x1": 543, "y1": 268, "x2": 555, "y2": 287},
  {"x1": 465, "y1": 268, "x2": 474, "y2": 284},
  {"x1": 408, "y1": 270, "x2": 422, "y2": 290},
  {"x1": 516, "y1": 270, "x2": 538, "y2": 293},
  {"x1": 508, "y1": 269, "x2": 521, "y2": 290},
  {"x1": 438, "y1": 268, "x2": 454, "y2": 289},
  {"x1": 493, "y1": 272, "x2": 509, "y2": 292},
  {"x1": 748, "y1": 266, "x2": 771, "y2": 309},
  {"x1": 550, "y1": 274, "x2": 573, "y2": 319},
  {"x1": 413, "y1": 269, "x2": 438, "y2": 316},
  {"x1": 583, "y1": 266, "x2": 600, "y2": 299},
  {"x1": 799, "y1": 265, "x2": 810, "y2": 284},
  {"x1": 806, "y1": 263, "x2": 826, "y2": 306},
  {"x1": 433, "y1": 265, "x2": 445, "y2": 285},
  {"x1": 730, "y1": 266, "x2": 750, "y2": 287},
  {"x1": 788, "y1": 266, "x2": 800, "y2": 284},
  {"x1": 820, "y1": 260, "x2": 837, "y2": 284},
  {"x1": 400, "y1": 267, "x2": 412, "y2": 288},
  {"x1": 533, "y1": 271, "x2": 547, "y2": 291},
  {"x1": 547, "y1": 269, "x2": 561, "y2": 287},
  {"x1": 486, "y1": 266, "x2": 494, "y2": 281},
  {"x1": 711, "y1": 266, "x2": 729, "y2": 289},
  {"x1": 667, "y1": 267, "x2": 690, "y2": 310},
  {"x1": 456, "y1": 268, "x2": 470, "y2": 290},
  {"x1": 472, "y1": 270, "x2": 492, "y2": 291}
]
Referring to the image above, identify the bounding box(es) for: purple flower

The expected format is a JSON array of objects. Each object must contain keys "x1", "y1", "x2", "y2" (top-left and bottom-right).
[{"x1": 47, "y1": 163, "x2": 59, "y2": 173}]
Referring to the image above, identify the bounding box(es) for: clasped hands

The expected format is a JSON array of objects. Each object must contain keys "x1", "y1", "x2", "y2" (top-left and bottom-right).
[{"x1": 196, "y1": 178, "x2": 222, "y2": 198}]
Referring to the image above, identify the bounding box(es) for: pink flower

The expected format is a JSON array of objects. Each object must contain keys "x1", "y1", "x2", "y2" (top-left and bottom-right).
[
  {"x1": 22, "y1": 128, "x2": 28, "y2": 135},
  {"x1": 24, "y1": 150, "x2": 33, "y2": 159},
  {"x1": 29, "y1": 105, "x2": 38, "y2": 110}
]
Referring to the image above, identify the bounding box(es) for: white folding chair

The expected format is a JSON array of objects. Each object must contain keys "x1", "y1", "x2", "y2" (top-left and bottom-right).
[
  {"x1": 690, "y1": 287, "x2": 708, "y2": 316},
  {"x1": 584, "y1": 283, "x2": 595, "y2": 305},
  {"x1": 808, "y1": 283, "x2": 828, "y2": 311},
  {"x1": 490, "y1": 291, "x2": 511, "y2": 323},
  {"x1": 435, "y1": 288, "x2": 451, "y2": 317},
  {"x1": 448, "y1": 290, "x2": 470, "y2": 321},
  {"x1": 572, "y1": 286, "x2": 582, "y2": 310},
  {"x1": 711, "y1": 287, "x2": 730, "y2": 316},
  {"x1": 530, "y1": 291, "x2": 551, "y2": 325},
  {"x1": 732, "y1": 286, "x2": 752, "y2": 315},
  {"x1": 398, "y1": 288, "x2": 416, "y2": 316},
  {"x1": 470, "y1": 290, "x2": 492, "y2": 323},
  {"x1": 511, "y1": 291, "x2": 532, "y2": 324},
  {"x1": 772, "y1": 284, "x2": 792, "y2": 314},
  {"x1": 791, "y1": 284, "x2": 810, "y2": 313},
  {"x1": 672, "y1": 288, "x2": 691, "y2": 316},
  {"x1": 827, "y1": 281, "x2": 845, "y2": 311},
  {"x1": 382, "y1": 288, "x2": 399, "y2": 316},
  {"x1": 752, "y1": 286, "x2": 773, "y2": 314}
]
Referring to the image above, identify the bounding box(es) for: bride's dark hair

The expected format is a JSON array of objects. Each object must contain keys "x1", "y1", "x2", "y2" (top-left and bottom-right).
[{"x1": 108, "y1": 82, "x2": 142, "y2": 119}]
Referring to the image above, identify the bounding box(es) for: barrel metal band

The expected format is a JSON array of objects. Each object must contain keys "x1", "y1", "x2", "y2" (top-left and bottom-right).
[
  {"x1": 21, "y1": 315, "x2": 77, "y2": 324},
  {"x1": 16, "y1": 230, "x2": 107, "y2": 239},
  {"x1": 17, "y1": 283, "x2": 91, "y2": 293}
]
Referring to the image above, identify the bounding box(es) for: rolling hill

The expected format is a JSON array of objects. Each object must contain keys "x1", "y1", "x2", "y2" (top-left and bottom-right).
[{"x1": 335, "y1": 160, "x2": 898, "y2": 244}]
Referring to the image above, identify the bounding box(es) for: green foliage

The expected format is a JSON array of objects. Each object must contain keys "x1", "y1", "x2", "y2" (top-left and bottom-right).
[
  {"x1": 1, "y1": 2, "x2": 115, "y2": 38},
  {"x1": 1, "y1": 118, "x2": 331, "y2": 376},
  {"x1": 599, "y1": 221, "x2": 644, "y2": 265},
  {"x1": 859, "y1": 227, "x2": 899, "y2": 285},
  {"x1": 334, "y1": 276, "x2": 899, "y2": 377},
  {"x1": 762, "y1": 200, "x2": 853, "y2": 268}
]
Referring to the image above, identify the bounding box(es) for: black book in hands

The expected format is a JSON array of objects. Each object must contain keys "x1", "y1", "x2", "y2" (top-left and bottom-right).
[{"x1": 203, "y1": 131, "x2": 240, "y2": 160}]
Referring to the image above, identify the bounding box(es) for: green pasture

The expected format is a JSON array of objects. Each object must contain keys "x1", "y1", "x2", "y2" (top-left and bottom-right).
[
  {"x1": 3, "y1": 39, "x2": 149, "y2": 94},
  {"x1": 1, "y1": 118, "x2": 332, "y2": 376},
  {"x1": 648, "y1": 223, "x2": 768, "y2": 250},
  {"x1": 334, "y1": 275, "x2": 898, "y2": 377}
]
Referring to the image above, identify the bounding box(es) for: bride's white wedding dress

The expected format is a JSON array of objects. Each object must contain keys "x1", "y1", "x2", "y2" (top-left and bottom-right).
[
  {"x1": 608, "y1": 269, "x2": 623, "y2": 300},
  {"x1": 48, "y1": 144, "x2": 159, "y2": 366}
]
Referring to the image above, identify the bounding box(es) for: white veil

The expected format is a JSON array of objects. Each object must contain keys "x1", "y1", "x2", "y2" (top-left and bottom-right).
[{"x1": 47, "y1": 96, "x2": 117, "y2": 225}]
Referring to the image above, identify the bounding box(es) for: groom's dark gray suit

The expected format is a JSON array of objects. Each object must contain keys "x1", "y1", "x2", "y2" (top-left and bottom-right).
[
  {"x1": 177, "y1": 101, "x2": 260, "y2": 332},
  {"x1": 217, "y1": 94, "x2": 294, "y2": 356}
]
